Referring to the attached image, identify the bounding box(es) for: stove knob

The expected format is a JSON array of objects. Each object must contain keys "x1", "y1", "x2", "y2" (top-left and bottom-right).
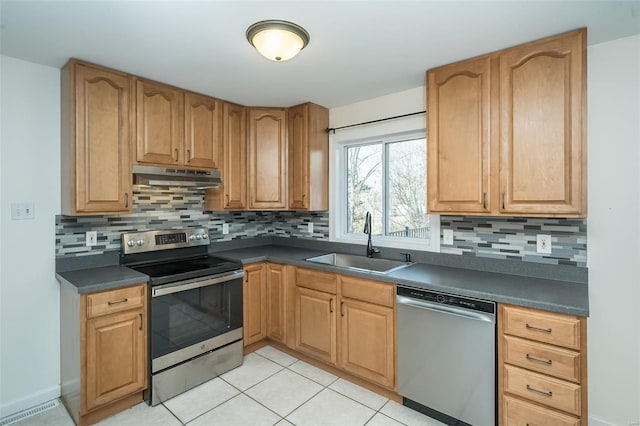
[
  {"x1": 189, "y1": 235, "x2": 196, "y2": 241},
  {"x1": 136, "y1": 239, "x2": 144, "y2": 246},
  {"x1": 196, "y1": 234, "x2": 202, "y2": 240},
  {"x1": 127, "y1": 240, "x2": 136, "y2": 247},
  {"x1": 202, "y1": 234, "x2": 209, "y2": 240}
]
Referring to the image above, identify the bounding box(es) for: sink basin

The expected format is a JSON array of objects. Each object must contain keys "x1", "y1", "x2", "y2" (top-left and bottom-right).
[{"x1": 305, "y1": 253, "x2": 413, "y2": 275}]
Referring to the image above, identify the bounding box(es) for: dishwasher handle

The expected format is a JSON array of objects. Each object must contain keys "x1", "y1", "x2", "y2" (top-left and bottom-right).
[{"x1": 397, "y1": 295, "x2": 495, "y2": 324}]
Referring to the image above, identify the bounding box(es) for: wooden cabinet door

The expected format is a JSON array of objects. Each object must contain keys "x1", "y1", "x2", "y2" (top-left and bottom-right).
[
  {"x1": 64, "y1": 62, "x2": 132, "y2": 215},
  {"x1": 288, "y1": 103, "x2": 329, "y2": 211},
  {"x1": 248, "y1": 108, "x2": 287, "y2": 210},
  {"x1": 243, "y1": 263, "x2": 266, "y2": 346},
  {"x1": 266, "y1": 263, "x2": 287, "y2": 343},
  {"x1": 339, "y1": 298, "x2": 395, "y2": 389},
  {"x1": 427, "y1": 57, "x2": 492, "y2": 214},
  {"x1": 295, "y1": 286, "x2": 337, "y2": 365},
  {"x1": 288, "y1": 104, "x2": 309, "y2": 210},
  {"x1": 84, "y1": 309, "x2": 146, "y2": 412},
  {"x1": 499, "y1": 29, "x2": 586, "y2": 216},
  {"x1": 184, "y1": 92, "x2": 222, "y2": 169},
  {"x1": 223, "y1": 102, "x2": 247, "y2": 209},
  {"x1": 135, "y1": 79, "x2": 183, "y2": 166}
]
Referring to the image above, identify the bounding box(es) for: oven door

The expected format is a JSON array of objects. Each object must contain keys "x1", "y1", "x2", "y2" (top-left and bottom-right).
[{"x1": 150, "y1": 270, "x2": 243, "y2": 373}]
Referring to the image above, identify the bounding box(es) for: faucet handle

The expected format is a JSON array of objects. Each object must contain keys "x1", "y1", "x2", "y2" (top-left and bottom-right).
[{"x1": 400, "y1": 252, "x2": 411, "y2": 262}]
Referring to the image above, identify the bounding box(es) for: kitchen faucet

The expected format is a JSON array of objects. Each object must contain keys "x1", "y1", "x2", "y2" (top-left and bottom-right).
[{"x1": 363, "y1": 212, "x2": 379, "y2": 258}]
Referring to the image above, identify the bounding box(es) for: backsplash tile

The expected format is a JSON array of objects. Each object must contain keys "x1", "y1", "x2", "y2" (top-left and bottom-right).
[
  {"x1": 439, "y1": 216, "x2": 587, "y2": 267},
  {"x1": 56, "y1": 186, "x2": 586, "y2": 268},
  {"x1": 55, "y1": 185, "x2": 329, "y2": 257}
]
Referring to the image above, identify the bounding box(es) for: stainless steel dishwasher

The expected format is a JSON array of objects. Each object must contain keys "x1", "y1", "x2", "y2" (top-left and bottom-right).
[{"x1": 397, "y1": 286, "x2": 496, "y2": 426}]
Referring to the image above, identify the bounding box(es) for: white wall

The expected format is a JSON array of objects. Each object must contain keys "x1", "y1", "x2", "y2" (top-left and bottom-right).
[
  {"x1": 587, "y1": 34, "x2": 640, "y2": 426},
  {"x1": 0, "y1": 56, "x2": 61, "y2": 417}
]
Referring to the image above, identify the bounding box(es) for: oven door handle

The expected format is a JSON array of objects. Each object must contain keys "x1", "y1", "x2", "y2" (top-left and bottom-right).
[{"x1": 152, "y1": 270, "x2": 244, "y2": 297}]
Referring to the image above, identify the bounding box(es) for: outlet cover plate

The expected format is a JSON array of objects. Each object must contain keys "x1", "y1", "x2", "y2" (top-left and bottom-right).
[
  {"x1": 11, "y1": 203, "x2": 35, "y2": 220},
  {"x1": 536, "y1": 234, "x2": 552, "y2": 254},
  {"x1": 307, "y1": 222, "x2": 314, "y2": 233},
  {"x1": 222, "y1": 223, "x2": 229, "y2": 235},
  {"x1": 443, "y1": 229, "x2": 454, "y2": 245},
  {"x1": 86, "y1": 231, "x2": 98, "y2": 247}
]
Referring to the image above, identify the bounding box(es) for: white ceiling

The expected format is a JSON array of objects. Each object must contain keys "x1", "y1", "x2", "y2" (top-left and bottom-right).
[{"x1": 1, "y1": 1, "x2": 639, "y2": 108}]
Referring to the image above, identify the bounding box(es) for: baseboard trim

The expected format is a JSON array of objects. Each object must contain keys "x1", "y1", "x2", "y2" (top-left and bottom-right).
[
  {"x1": 589, "y1": 415, "x2": 634, "y2": 426},
  {"x1": 0, "y1": 385, "x2": 61, "y2": 420}
]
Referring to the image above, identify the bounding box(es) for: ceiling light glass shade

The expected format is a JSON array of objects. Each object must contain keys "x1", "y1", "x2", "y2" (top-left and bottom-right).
[{"x1": 246, "y1": 20, "x2": 310, "y2": 62}]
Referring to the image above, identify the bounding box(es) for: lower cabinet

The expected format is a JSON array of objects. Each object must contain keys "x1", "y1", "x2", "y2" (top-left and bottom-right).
[
  {"x1": 339, "y1": 297, "x2": 395, "y2": 389},
  {"x1": 499, "y1": 304, "x2": 587, "y2": 425},
  {"x1": 60, "y1": 283, "x2": 147, "y2": 426},
  {"x1": 295, "y1": 286, "x2": 338, "y2": 365},
  {"x1": 266, "y1": 263, "x2": 287, "y2": 343},
  {"x1": 243, "y1": 263, "x2": 267, "y2": 346}
]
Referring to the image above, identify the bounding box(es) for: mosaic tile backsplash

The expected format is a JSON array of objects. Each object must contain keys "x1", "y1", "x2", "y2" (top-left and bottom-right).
[
  {"x1": 56, "y1": 186, "x2": 587, "y2": 267},
  {"x1": 55, "y1": 185, "x2": 329, "y2": 257},
  {"x1": 440, "y1": 216, "x2": 587, "y2": 267}
]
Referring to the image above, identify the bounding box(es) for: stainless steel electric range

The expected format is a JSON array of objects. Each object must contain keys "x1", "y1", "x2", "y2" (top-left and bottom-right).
[{"x1": 120, "y1": 228, "x2": 244, "y2": 406}]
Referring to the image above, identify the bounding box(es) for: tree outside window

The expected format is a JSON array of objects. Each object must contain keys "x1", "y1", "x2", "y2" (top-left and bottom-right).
[{"x1": 345, "y1": 137, "x2": 431, "y2": 240}]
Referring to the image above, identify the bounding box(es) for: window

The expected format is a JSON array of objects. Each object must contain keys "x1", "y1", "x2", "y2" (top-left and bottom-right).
[{"x1": 334, "y1": 131, "x2": 439, "y2": 251}]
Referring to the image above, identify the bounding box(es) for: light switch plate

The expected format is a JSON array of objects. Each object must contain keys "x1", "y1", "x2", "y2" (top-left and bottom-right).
[
  {"x1": 443, "y1": 229, "x2": 454, "y2": 245},
  {"x1": 536, "y1": 234, "x2": 552, "y2": 254},
  {"x1": 307, "y1": 222, "x2": 314, "y2": 233},
  {"x1": 222, "y1": 223, "x2": 229, "y2": 235},
  {"x1": 86, "y1": 231, "x2": 98, "y2": 247},
  {"x1": 11, "y1": 203, "x2": 35, "y2": 220}
]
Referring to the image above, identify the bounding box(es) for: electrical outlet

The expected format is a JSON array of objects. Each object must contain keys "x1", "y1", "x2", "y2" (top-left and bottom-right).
[
  {"x1": 11, "y1": 203, "x2": 35, "y2": 220},
  {"x1": 86, "y1": 231, "x2": 98, "y2": 247},
  {"x1": 307, "y1": 222, "x2": 314, "y2": 233},
  {"x1": 222, "y1": 223, "x2": 229, "y2": 235},
  {"x1": 443, "y1": 229, "x2": 454, "y2": 245},
  {"x1": 536, "y1": 234, "x2": 552, "y2": 254}
]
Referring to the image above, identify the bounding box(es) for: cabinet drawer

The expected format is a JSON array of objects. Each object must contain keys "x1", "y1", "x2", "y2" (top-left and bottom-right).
[
  {"x1": 504, "y1": 365, "x2": 581, "y2": 416},
  {"x1": 503, "y1": 395, "x2": 580, "y2": 426},
  {"x1": 503, "y1": 335, "x2": 581, "y2": 382},
  {"x1": 340, "y1": 276, "x2": 394, "y2": 307},
  {"x1": 86, "y1": 284, "x2": 146, "y2": 319},
  {"x1": 295, "y1": 268, "x2": 337, "y2": 294},
  {"x1": 502, "y1": 305, "x2": 581, "y2": 350}
]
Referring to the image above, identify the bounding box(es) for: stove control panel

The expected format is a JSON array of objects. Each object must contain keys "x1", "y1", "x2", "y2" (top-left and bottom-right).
[{"x1": 121, "y1": 228, "x2": 210, "y2": 254}]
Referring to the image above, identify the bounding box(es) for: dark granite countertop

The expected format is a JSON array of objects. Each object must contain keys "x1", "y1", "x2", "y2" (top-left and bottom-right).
[
  {"x1": 213, "y1": 245, "x2": 589, "y2": 316},
  {"x1": 56, "y1": 266, "x2": 149, "y2": 294},
  {"x1": 54, "y1": 240, "x2": 588, "y2": 315}
]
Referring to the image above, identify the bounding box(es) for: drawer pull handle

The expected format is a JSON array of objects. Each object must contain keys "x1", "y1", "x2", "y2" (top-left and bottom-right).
[
  {"x1": 526, "y1": 354, "x2": 552, "y2": 365},
  {"x1": 482, "y1": 192, "x2": 487, "y2": 209},
  {"x1": 108, "y1": 298, "x2": 128, "y2": 306},
  {"x1": 526, "y1": 384, "x2": 553, "y2": 397},
  {"x1": 340, "y1": 300, "x2": 345, "y2": 317},
  {"x1": 139, "y1": 313, "x2": 143, "y2": 330},
  {"x1": 525, "y1": 323, "x2": 552, "y2": 333},
  {"x1": 329, "y1": 298, "x2": 334, "y2": 313}
]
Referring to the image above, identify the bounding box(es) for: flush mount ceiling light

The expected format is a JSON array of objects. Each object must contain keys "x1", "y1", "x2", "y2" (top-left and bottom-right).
[{"x1": 246, "y1": 20, "x2": 310, "y2": 62}]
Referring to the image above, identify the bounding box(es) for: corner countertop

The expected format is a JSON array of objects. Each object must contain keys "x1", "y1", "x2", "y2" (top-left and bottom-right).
[
  {"x1": 56, "y1": 266, "x2": 149, "y2": 294},
  {"x1": 212, "y1": 245, "x2": 589, "y2": 316}
]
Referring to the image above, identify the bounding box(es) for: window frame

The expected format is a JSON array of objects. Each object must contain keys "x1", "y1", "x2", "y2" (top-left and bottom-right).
[{"x1": 330, "y1": 128, "x2": 440, "y2": 253}]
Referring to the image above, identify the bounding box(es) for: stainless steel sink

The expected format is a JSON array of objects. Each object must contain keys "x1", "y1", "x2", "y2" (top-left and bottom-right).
[{"x1": 305, "y1": 253, "x2": 413, "y2": 275}]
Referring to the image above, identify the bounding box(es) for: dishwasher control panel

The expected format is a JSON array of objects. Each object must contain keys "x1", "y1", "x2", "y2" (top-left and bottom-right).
[{"x1": 397, "y1": 286, "x2": 495, "y2": 314}]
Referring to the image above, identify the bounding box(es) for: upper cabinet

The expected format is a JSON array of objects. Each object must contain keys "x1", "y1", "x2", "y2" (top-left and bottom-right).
[
  {"x1": 61, "y1": 60, "x2": 133, "y2": 215},
  {"x1": 427, "y1": 29, "x2": 586, "y2": 217},
  {"x1": 135, "y1": 79, "x2": 222, "y2": 170},
  {"x1": 288, "y1": 103, "x2": 329, "y2": 211},
  {"x1": 499, "y1": 31, "x2": 586, "y2": 216},
  {"x1": 247, "y1": 108, "x2": 288, "y2": 210},
  {"x1": 184, "y1": 92, "x2": 223, "y2": 169},
  {"x1": 204, "y1": 102, "x2": 247, "y2": 211},
  {"x1": 135, "y1": 79, "x2": 184, "y2": 166},
  {"x1": 427, "y1": 57, "x2": 493, "y2": 214}
]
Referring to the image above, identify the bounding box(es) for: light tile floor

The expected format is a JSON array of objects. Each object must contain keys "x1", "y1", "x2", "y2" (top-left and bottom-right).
[{"x1": 11, "y1": 346, "x2": 446, "y2": 426}]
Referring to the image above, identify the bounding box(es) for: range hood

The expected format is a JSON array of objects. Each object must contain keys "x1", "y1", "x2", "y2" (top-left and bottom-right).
[{"x1": 132, "y1": 165, "x2": 222, "y2": 189}]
